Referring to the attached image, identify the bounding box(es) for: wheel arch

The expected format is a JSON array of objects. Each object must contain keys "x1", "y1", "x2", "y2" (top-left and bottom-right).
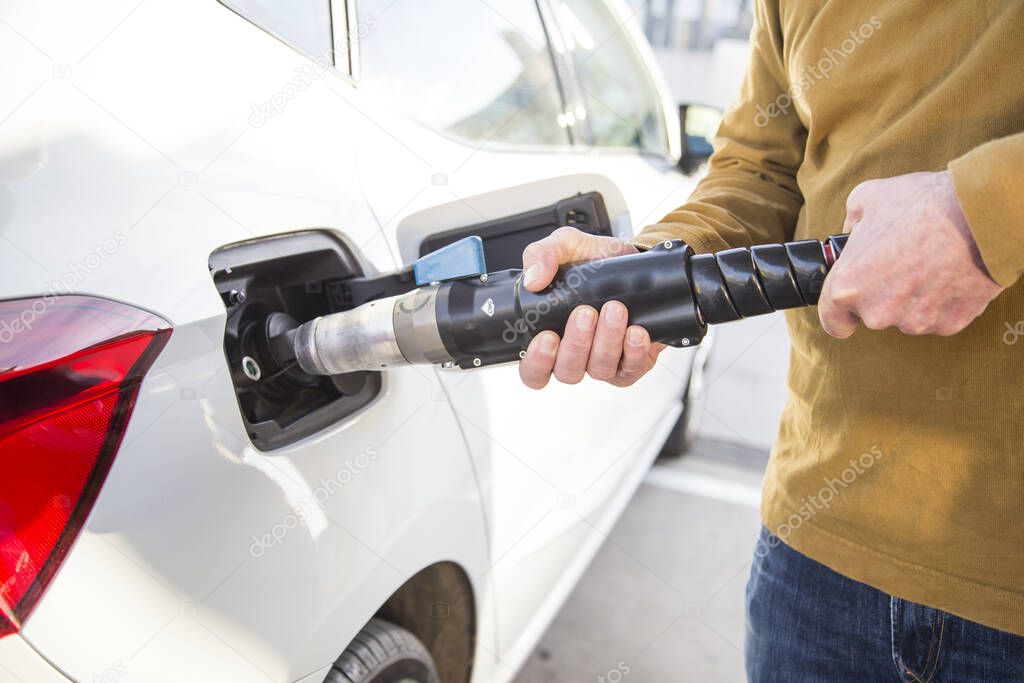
[{"x1": 370, "y1": 561, "x2": 477, "y2": 683}]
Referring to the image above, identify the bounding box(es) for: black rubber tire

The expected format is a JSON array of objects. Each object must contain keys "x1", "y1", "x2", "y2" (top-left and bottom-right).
[
  {"x1": 324, "y1": 618, "x2": 439, "y2": 683},
  {"x1": 659, "y1": 378, "x2": 699, "y2": 459}
]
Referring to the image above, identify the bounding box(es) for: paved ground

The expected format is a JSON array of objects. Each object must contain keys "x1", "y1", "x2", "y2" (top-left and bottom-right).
[{"x1": 516, "y1": 314, "x2": 790, "y2": 683}]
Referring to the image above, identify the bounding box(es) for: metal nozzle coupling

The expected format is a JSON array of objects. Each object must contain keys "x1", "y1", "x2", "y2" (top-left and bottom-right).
[{"x1": 293, "y1": 286, "x2": 451, "y2": 376}]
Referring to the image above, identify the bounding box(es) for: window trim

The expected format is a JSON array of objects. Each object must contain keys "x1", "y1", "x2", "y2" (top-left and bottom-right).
[
  {"x1": 535, "y1": 0, "x2": 589, "y2": 145},
  {"x1": 540, "y1": 0, "x2": 680, "y2": 160},
  {"x1": 532, "y1": 0, "x2": 579, "y2": 145},
  {"x1": 216, "y1": 0, "x2": 359, "y2": 84},
  {"x1": 333, "y1": 0, "x2": 360, "y2": 82}
]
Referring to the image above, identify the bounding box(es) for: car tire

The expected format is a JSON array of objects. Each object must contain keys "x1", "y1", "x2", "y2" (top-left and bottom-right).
[
  {"x1": 659, "y1": 329, "x2": 714, "y2": 459},
  {"x1": 324, "y1": 618, "x2": 439, "y2": 683}
]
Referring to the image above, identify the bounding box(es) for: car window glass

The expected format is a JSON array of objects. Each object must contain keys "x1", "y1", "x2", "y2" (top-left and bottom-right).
[
  {"x1": 221, "y1": 0, "x2": 335, "y2": 64},
  {"x1": 554, "y1": 0, "x2": 668, "y2": 154},
  {"x1": 358, "y1": 0, "x2": 570, "y2": 146}
]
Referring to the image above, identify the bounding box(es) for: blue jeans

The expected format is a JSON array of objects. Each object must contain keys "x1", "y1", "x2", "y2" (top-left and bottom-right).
[{"x1": 746, "y1": 527, "x2": 1024, "y2": 682}]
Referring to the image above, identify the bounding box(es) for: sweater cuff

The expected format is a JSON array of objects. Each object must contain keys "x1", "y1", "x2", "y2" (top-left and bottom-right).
[
  {"x1": 632, "y1": 223, "x2": 731, "y2": 255},
  {"x1": 948, "y1": 136, "x2": 1024, "y2": 288}
]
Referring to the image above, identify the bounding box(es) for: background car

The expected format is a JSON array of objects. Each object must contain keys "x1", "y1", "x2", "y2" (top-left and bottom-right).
[{"x1": 0, "y1": 0, "x2": 712, "y2": 681}]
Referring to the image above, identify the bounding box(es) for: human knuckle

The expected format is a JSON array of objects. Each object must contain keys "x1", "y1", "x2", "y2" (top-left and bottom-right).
[
  {"x1": 563, "y1": 333, "x2": 593, "y2": 354},
  {"x1": 846, "y1": 183, "x2": 869, "y2": 210},
  {"x1": 589, "y1": 350, "x2": 619, "y2": 377},
  {"x1": 558, "y1": 342, "x2": 589, "y2": 364},
  {"x1": 617, "y1": 366, "x2": 641, "y2": 382},
  {"x1": 552, "y1": 226, "x2": 581, "y2": 242},
  {"x1": 554, "y1": 368, "x2": 584, "y2": 385},
  {"x1": 898, "y1": 321, "x2": 927, "y2": 335},
  {"x1": 827, "y1": 281, "x2": 859, "y2": 307},
  {"x1": 522, "y1": 242, "x2": 547, "y2": 264},
  {"x1": 528, "y1": 241, "x2": 552, "y2": 260},
  {"x1": 860, "y1": 311, "x2": 891, "y2": 330},
  {"x1": 849, "y1": 178, "x2": 882, "y2": 202}
]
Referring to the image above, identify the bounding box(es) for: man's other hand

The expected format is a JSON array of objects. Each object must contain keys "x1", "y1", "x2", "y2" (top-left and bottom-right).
[
  {"x1": 819, "y1": 171, "x2": 1003, "y2": 338},
  {"x1": 517, "y1": 227, "x2": 666, "y2": 389}
]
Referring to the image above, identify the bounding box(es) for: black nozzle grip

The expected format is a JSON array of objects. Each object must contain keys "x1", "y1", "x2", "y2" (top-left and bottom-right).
[{"x1": 436, "y1": 240, "x2": 706, "y2": 369}]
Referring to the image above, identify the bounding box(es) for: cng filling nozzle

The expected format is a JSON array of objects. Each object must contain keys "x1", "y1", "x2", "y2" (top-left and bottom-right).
[{"x1": 286, "y1": 233, "x2": 850, "y2": 376}]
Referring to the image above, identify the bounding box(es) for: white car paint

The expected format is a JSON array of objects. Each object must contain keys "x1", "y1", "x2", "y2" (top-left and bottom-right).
[{"x1": 0, "y1": 0, "x2": 702, "y2": 681}]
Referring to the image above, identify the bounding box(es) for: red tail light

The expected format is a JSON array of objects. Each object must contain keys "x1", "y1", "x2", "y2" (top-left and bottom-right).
[{"x1": 0, "y1": 295, "x2": 170, "y2": 637}]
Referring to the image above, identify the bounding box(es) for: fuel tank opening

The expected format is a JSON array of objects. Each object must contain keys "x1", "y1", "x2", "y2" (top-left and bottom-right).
[{"x1": 210, "y1": 230, "x2": 383, "y2": 451}]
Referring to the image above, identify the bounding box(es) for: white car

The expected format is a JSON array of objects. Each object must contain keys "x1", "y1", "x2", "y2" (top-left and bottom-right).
[{"x1": 0, "y1": 1, "x2": 710, "y2": 681}]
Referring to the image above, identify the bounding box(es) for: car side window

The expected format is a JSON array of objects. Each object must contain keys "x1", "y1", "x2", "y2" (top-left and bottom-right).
[
  {"x1": 554, "y1": 0, "x2": 669, "y2": 155},
  {"x1": 220, "y1": 0, "x2": 335, "y2": 64},
  {"x1": 357, "y1": 0, "x2": 570, "y2": 146}
]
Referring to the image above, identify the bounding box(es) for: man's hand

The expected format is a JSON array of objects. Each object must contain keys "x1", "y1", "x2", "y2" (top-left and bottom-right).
[
  {"x1": 819, "y1": 171, "x2": 1003, "y2": 338},
  {"x1": 518, "y1": 227, "x2": 666, "y2": 389}
]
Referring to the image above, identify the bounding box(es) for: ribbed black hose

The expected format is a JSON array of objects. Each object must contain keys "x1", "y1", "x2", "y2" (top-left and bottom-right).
[{"x1": 690, "y1": 234, "x2": 848, "y2": 324}]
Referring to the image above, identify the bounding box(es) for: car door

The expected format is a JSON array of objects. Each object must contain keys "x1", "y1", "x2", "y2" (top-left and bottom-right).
[{"x1": 351, "y1": 0, "x2": 695, "y2": 663}]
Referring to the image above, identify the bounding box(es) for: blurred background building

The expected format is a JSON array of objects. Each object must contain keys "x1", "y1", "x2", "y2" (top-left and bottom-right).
[{"x1": 629, "y1": 0, "x2": 753, "y2": 112}]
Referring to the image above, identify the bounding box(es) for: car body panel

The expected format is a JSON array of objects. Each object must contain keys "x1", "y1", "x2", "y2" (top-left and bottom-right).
[{"x1": 0, "y1": 635, "x2": 68, "y2": 683}]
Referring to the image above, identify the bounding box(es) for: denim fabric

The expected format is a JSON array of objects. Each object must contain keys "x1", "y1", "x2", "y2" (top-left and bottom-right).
[{"x1": 745, "y1": 527, "x2": 1024, "y2": 682}]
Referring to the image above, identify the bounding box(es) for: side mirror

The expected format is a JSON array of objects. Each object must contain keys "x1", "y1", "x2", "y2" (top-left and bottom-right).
[{"x1": 678, "y1": 104, "x2": 723, "y2": 174}]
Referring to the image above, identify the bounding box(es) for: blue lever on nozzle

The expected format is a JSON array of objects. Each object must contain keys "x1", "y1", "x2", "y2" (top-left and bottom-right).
[{"x1": 413, "y1": 236, "x2": 487, "y2": 285}]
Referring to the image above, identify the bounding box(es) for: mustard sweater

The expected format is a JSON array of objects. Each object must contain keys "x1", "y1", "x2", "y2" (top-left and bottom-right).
[{"x1": 636, "y1": 0, "x2": 1024, "y2": 635}]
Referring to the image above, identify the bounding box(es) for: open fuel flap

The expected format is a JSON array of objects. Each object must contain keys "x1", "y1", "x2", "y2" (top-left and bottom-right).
[{"x1": 210, "y1": 231, "x2": 383, "y2": 451}]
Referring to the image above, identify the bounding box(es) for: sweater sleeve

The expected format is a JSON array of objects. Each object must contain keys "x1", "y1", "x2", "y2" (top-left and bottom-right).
[
  {"x1": 634, "y1": 0, "x2": 806, "y2": 254},
  {"x1": 948, "y1": 132, "x2": 1024, "y2": 287}
]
